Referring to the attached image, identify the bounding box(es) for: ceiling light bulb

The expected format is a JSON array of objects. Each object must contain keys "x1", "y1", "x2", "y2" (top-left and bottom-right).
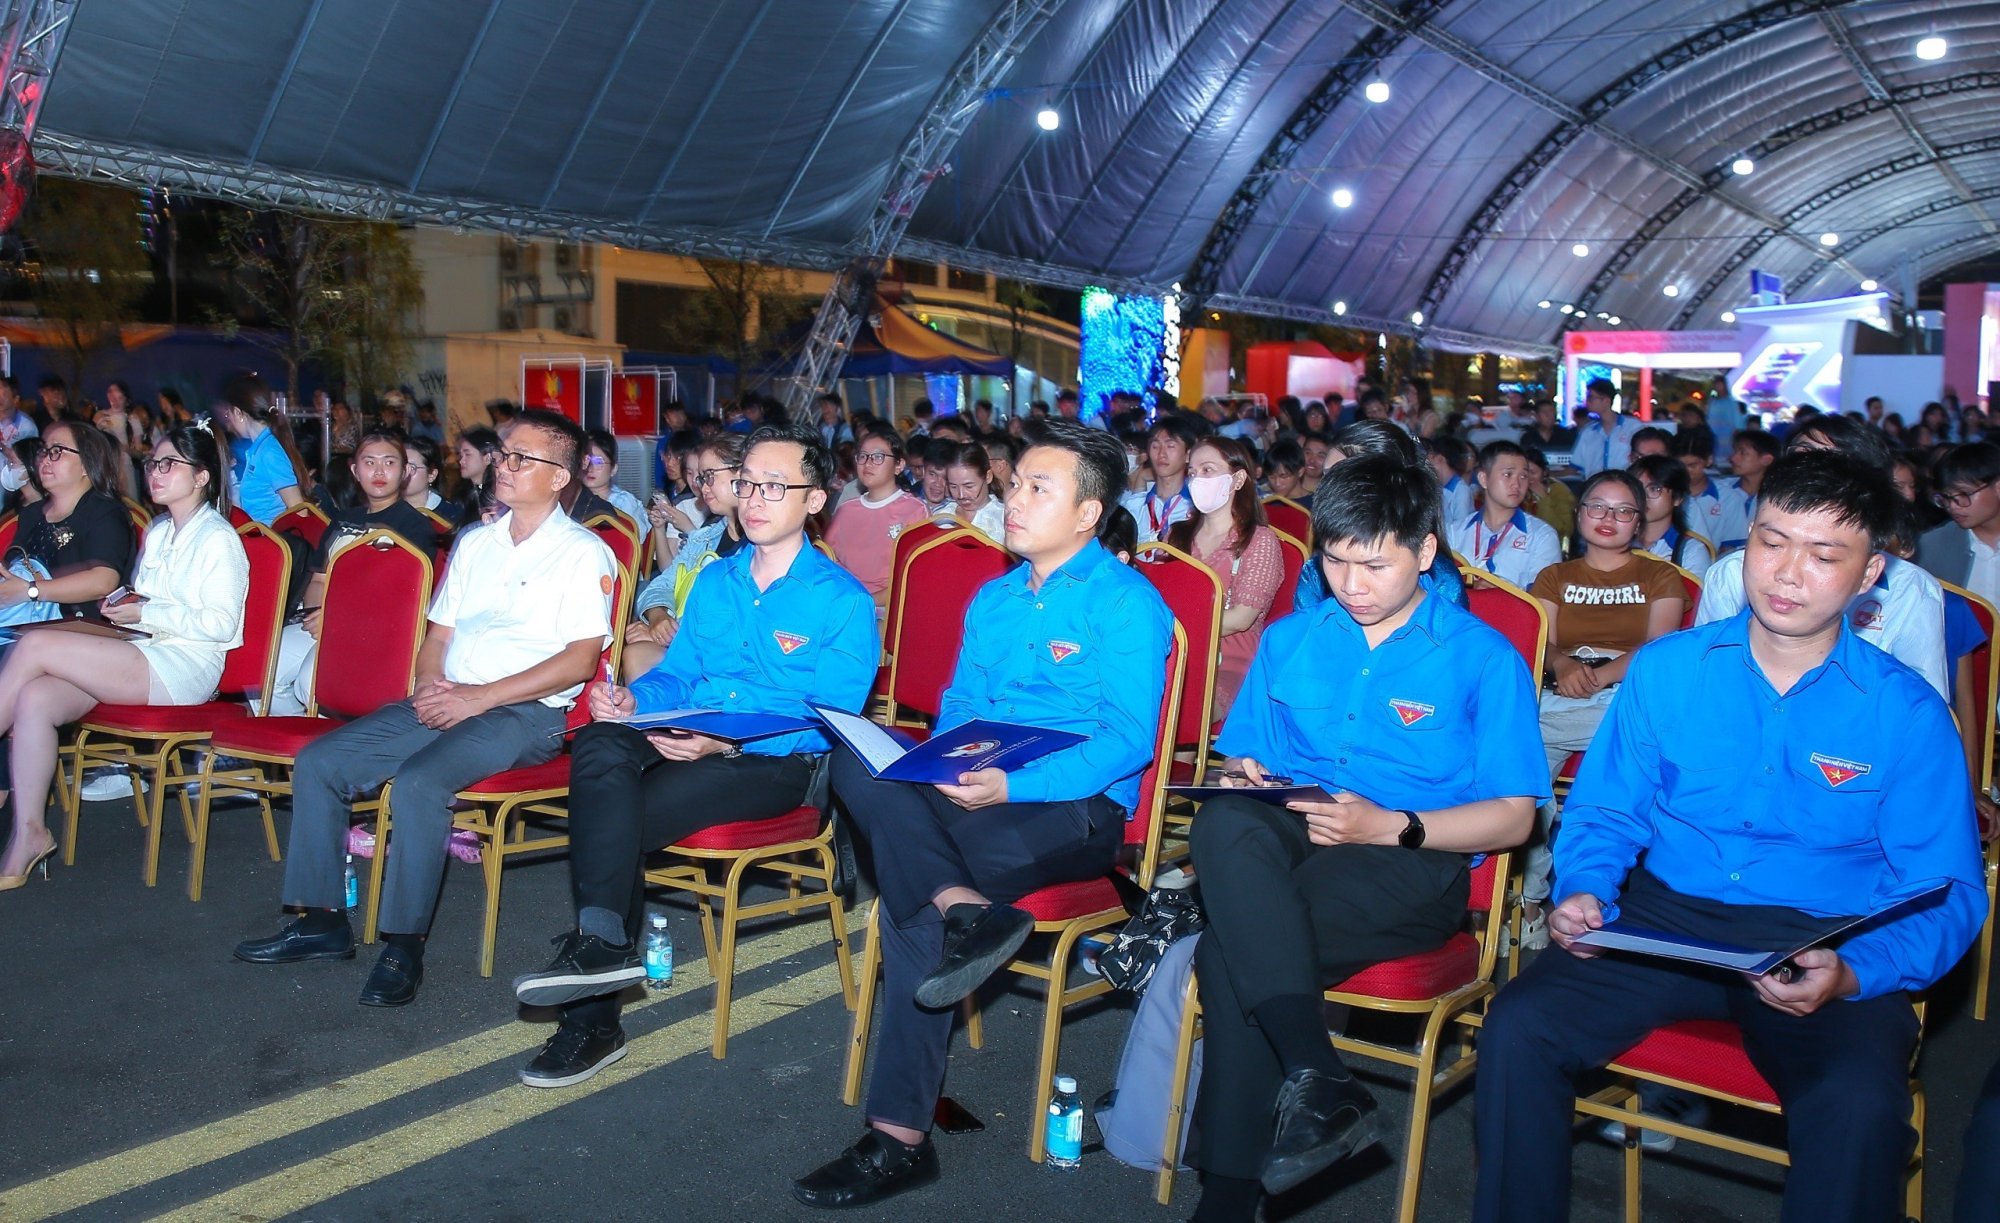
[
  {"x1": 1364, "y1": 81, "x2": 1390, "y2": 104},
  {"x1": 1559, "y1": 304, "x2": 1573, "y2": 315},
  {"x1": 1332, "y1": 300, "x2": 1347, "y2": 316},
  {"x1": 1572, "y1": 242, "x2": 1590, "y2": 257},
  {"x1": 1537, "y1": 299, "x2": 1552, "y2": 309},
  {"x1": 1731, "y1": 157, "x2": 1755, "y2": 176},
  {"x1": 1721, "y1": 310, "x2": 1737, "y2": 323},
  {"x1": 1410, "y1": 310, "x2": 1424, "y2": 325},
  {"x1": 1861, "y1": 278, "x2": 1878, "y2": 291},
  {"x1": 1035, "y1": 107, "x2": 1060, "y2": 132},
  {"x1": 1607, "y1": 316, "x2": 1621, "y2": 325},
  {"x1": 1331, "y1": 187, "x2": 1354, "y2": 209},
  {"x1": 1819, "y1": 231, "x2": 1839, "y2": 246},
  {"x1": 1915, "y1": 35, "x2": 1947, "y2": 60},
  {"x1": 1662, "y1": 284, "x2": 1681, "y2": 297}
]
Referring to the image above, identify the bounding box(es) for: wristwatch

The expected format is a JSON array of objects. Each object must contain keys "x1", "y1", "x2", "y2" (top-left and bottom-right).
[
  {"x1": 25, "y1": 581, "x2": 40, "y2": 603},
  {"x1": 1397, "y1": 808, "x2": 1427, "y2": 850}
]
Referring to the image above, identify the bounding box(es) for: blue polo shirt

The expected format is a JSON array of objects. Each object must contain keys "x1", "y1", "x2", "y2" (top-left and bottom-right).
[
  {"x1": 629, "y1": 537, "x2": 878, "y2": 757},
  {"x1": 235, "y1": 428, "x2": 298, "y2": 525},
  {"x1": 935, "y1": 539, "x2": 1172, "y2": 812},
  {"x1": 1558, "y1": 611, "x2": 1987, "y2": 999},
  {"x1": 1216, "y1": 588, "x2": 1549, "y2": 811}
]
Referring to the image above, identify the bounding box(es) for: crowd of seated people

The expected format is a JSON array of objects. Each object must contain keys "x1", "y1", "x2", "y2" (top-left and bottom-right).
[{"x1": 0, "y1": 373, "x2": 1996, "y2": 1222}]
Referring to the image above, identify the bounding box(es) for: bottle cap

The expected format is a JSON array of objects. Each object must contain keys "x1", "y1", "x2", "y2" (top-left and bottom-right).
[
  {"x1": 648, "y1": 912, "x2": 670, "y2": 926},
  {"x1": 1055, "y1": 1075, "x2": 1077, "y2": 1094}
]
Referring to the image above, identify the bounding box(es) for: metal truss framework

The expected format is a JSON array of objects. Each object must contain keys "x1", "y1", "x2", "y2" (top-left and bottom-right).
[
  {"x1": 1777, "y1": 185, "x2": 2000, "y2": 299},
  {"x1": 1414, "y1": 0, "x2": 1865, "y2": 326},
  {"x1": 780, "y1": 0, "x2": 1064, "y2": 423},
  {"x1": 1179, "y1": 0, "x2": 1450, "y2": 312},
  {"x1": 0, "y1": 0, "x2": 74, "y2": 135}
]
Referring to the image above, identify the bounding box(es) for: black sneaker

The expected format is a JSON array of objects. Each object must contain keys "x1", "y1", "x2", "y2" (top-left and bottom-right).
[
  {"x1": 1260, "y1": 1067, "x2": 1380, "y2": 1195},
  {"x1": 519, "y1": 1020, "x2": 627, "y2": 1089},
  {"x1": 512, "y1": 931, "x2": 645, "y2": 1007},
  {"x1": 912, "y1": 903, "x2": 1034, "y2": 1009}
]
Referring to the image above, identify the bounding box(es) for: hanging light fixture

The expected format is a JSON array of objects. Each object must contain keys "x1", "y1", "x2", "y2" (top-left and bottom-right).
[
  {"x1": 1731, "y1": 157, "x2": 1755, "y2": 176},
  {"x1": 1572, "y1": 242, "x2": 1590, "y2": 257},
  {"x1": 1364, "y1": 81, "x2": 1390, "y2": 104},
  {"x1": 1036, "y1": 107, "x2": 1060, "y2": 132},
  {"x1": 1915, "y1": 35, "x2": 1948, "y2": 60},
  {"x1": 1331, "y1": 187, "x2": 1354, "y2": 209}
]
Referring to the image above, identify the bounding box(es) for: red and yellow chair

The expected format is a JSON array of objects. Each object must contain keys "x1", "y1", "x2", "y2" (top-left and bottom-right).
[
  {"x1": 1262, "y1": 495, "x2": 1310, "y2": 543},
  {"x1": 1941, "y1": 581, "x2": 1998, "y2": 1020}
]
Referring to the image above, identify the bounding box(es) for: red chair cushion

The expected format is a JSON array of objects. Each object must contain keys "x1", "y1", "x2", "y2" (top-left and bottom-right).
[
  {"x1": 674, "y1": 806, "x2": 823, "y2": 851},
  {"x1": 460, "y1": 757, "x2": 573, "y2": 796},
  {"x1": 210, "y1": 715, "x2": 346, "y2": 758},
  {"x1": 1015, "y1": 876, "x2": 1123, "y2": 923},
  {"x1": 1326, "y1": 932, "x2": 1479, "y2": 1001},
  {"x1": 1558, "y1": 752, "x2": 1583, "y2": 782},
  {"x1": 83, "y1": 701, "x2": 252, "y2": 735},
  {"x1": 1610, "y1": 1019, "x2": 1778, "y2": 1107}
]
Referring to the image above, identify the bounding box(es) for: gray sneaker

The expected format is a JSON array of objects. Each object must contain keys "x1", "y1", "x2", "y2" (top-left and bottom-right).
[{"x1": 1598, "y1": 1086, "x2": 1710, "y2": 1152}]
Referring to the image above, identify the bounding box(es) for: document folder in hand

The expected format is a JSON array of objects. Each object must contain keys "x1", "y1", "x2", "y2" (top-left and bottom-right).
[
  {"x1": 1167, "y1": 783, "x2": 1337, "y2": 806},
  {"x1": 808, "y1": 703, "x2": 1086, "y2": 784},
  {"x1": 563, "y1": 709, "x2": 819, "y2": 745},
  {"x1": 1572, "y1": 881, "x2": 1953, "y2": 975}
]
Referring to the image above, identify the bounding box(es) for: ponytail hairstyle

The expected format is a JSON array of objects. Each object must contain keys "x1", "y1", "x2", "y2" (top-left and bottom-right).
[
  {"x1": 163, "y1": 420, "x2": 229, "y2": 510},
  {"x1": 224, "y1": 371, "x2": 309, "y2": 490}
]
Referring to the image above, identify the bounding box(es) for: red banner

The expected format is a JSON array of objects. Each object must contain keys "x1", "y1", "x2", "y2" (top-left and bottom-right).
[
  {"x1": 609, "y1": 372, "x2": 659, "y2": 437},
  {"x1": 523, "y1": 363, "x2": 582, "y2": 423}
]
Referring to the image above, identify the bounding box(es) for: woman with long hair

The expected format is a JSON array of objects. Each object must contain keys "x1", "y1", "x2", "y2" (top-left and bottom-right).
[
  {"x1": 452, "y1": 426, "x2": 503, "y2": 525},
  {"x1": 645, "y1": 427, "x2": 707, "y2": 569},
  {"x1": 401, "y1": 433, "x2": 455, "y2": 522},
  {"x1": 943, "y1": 443, "x2": 1006, "y2": 543},
  {"x1": 215, "y1": 374, "x2": 307, "y2": 524},
  {"x1": 1629, "y1": 453, "x2": 1714, "y2": 579},
  {"x1": 1164, "y1": 436, "x2": 1283, "y2": 718},
  {"x1": 0, "y1": 422, "x2": 247, "y2": 888},
  {"x1": 623, "y1": 434, "x2": 747, "y2": 679}
]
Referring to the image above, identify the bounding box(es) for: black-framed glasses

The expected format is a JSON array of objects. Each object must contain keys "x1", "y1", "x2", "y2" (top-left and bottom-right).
[
  {"x1": 695, "y1": 465, "x2": 738, "y2": 488},
  {"x1": 141, "y1": 456, "x2": 198, "y2": 475},
  {"x1": 37, "y1": 443, "x2": 78, "y2": 464},
  {"x1": 1579, "y1": 500, "x2": 1641, "y2": 522},
  {"x1": 731, "y1": 478, "x2": 815, "y2": 502},
  {"x1": 855, "y1": 451, "x2": 895, "y2": 466},
  {"x1": 495, "y1": 449, "x2": 564, "y2": 473},
  {"x1": 1935, "y1": 483, "x2": 1993, "y2": 510}
]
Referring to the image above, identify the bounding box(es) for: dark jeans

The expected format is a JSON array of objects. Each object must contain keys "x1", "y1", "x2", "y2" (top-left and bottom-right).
[
  {"x1": 831, "y1": 743, "x2": 1122, "y2": 1132},
  {"x1": 1958, "y1": 1057, "x2": 2000, "y2": 1222},
  {"x1": 1473, "y1": 871, "x2": 1920, "y2": 1223},
  {"x1": 561, "y1": 720, "x2": 815, "y2": 1030},
  {"x1": 1187, "y1": 794, "x2": 1469, "y2": 1178}
]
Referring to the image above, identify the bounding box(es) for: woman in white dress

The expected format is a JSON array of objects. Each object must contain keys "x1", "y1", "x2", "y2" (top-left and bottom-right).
[{"x1": 0, "y1": 422, "x2": 249, "y2": 889}]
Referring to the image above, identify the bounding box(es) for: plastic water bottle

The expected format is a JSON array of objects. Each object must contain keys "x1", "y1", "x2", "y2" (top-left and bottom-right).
[
  {"x1": 642, "y1": 913, "x2": 673, "y2": 988},
  {"x1": 343, "y1": 855, "x2": 359, "y2": 911},
  {"x1": 1045, "y1": 1074, "x2": 1084, "y2": 1168}
]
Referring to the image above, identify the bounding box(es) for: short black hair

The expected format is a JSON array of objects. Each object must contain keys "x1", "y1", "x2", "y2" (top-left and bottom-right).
[
  {"x1": 1520, "y1": 444, "x2": 1551, "y2": 471},
  {"x1": 1783, "y1": 412, "x2": 1896, "y2": 473},
  {"x1": 744, "y1": 422, "x2": 835, "y2": 491},
  {"x1": 1732, "y1": 429, "x2": 1781, "y2": 460},
  {"x1": 1145, "y1": 414, "x2": 1200, "y2": 449},
  {"x1": 1629, "y1": 426, "x2": 1673, "y2": 452},
  {"x1": 1585, "y1": 378, "x2": 1617, "y2": 402},
  {"x1": 1759, "y1": 449, "x2": 1901, "y2": 552},
  {"x1": 584, "y1": 427, "x2": 619, "y2": 465},
  {"x1": 1934, "y1": 441, "x2": 2000, "y2": 492},
  {"x1": 1332, "y1": 419, "x2": 1419, "y2": 464},
  {"x1": 1311, "y1": 454, "x2": 1440, "y2": 555},
  {"x1": 1022, "y1": 417, "x2": 1127, "y2": 518},
  {"x1": 1671, "y1": 425, "x2": 1716, "y2": 461},
  {"x1": 1424, "y1": 435, "x2": 1473, "y2": 474},
  {"x1": 858, "y1": 423, "x2": 906, "y2": 459},
  {"x1": 510, "y1": 407, "x2": 587, "y2": 476},
  {"x1": 1264, "y1": 438, "x2": 1305, "y2": 475},
  {"x1": 905, "y1": 434, "x2": 932, "y2": 463},
  {"x1": 1097, "y1": 503, "x2": 1138, "y2": 559},
  {"x1": 1630, "y1": 452, "x2": 1689, "y2": 499},
  {"x1": 1477, "y1": 439, "x2": 1527, "y2": 469},
  {"x1": 38, "y1": 374, "x2": 66, "y2": 393}
]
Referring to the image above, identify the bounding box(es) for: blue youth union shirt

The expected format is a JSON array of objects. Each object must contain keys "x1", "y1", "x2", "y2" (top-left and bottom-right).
[
  {"x1": 1216, "y1": 589, "x2": 1549, "y2": 812},
  {"x1": 1557, "y1": 611, "x2": 1987, "y2": 999},
  {"x1": 935, "y1": 539, "x2": 1172, "y2": 813},
  {"x1": 628, "y1": 538, "x2": 878, "y2": 757}
]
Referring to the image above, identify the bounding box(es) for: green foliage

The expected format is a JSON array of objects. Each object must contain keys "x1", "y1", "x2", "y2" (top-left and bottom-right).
[{"x1": 20, "y1": 179, "x2": 150, "y2": 391}]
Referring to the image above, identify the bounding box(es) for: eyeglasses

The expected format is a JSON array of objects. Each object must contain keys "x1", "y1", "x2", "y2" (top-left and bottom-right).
[
  {"x1": 695, "y1": 465, "x2": 738, "y2": 488},
  {"x1": 495, "y1": 449, "x2": 564, "y2": 473},
  {"x1": 1579, "y1": 500, "x2": 1641, "y2": 522},
  {"x1": 37, "y1": 444, "x2": 78, "y2": 464},
  {"x1": 1936, "y1": 484, "x2": 1994, "y2": 510},
  {"x1": 855, "y1": 452, "x2": 895, "y2": 466},
  {"x1": 731, "y1": 478, "x2": 815, "y2": 502},
  {"x1": 583, "y1": 455, "x2": 608, "y2": 468},
  {"x1": 142, "y1": 456, "x2": 198, "y2": 475}
]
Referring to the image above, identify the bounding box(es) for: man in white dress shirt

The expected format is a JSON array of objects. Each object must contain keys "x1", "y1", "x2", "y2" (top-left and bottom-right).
[
  {"x1": 235, "y1": 409, "x2": 617, "y2": 1008},
  {"x1": 1572, "y1": 379, "x2": 1641, "y2": 477}
]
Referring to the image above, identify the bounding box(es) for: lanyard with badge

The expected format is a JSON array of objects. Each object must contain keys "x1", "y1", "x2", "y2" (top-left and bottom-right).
[
  {"x1": 1475, "y1": 518, "x2": 1514, "y2": 573},
  {"x1": 1146, "y1": 486, "x2": 1188, "y2": 535}
]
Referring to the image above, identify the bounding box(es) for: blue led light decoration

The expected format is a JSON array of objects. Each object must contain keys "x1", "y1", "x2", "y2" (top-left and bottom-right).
[
  {"x1": 922, "y1": 373, "x2": 959, "y2": 417},
  {"x1": 1080, "y1": 287, "x2": 1165, "y2": 421}
]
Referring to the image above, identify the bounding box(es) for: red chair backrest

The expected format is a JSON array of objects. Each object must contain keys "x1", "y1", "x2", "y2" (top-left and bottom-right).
[
  {"x1": 1134, "y1": 542, "x2": 1223, "y2": 756},
  {"x1": 887, "y1": 529, "x2": 1011, "y2": 721},
  {"x1": 226, "y1": 504, "x2": 254, "y2": 528},
  {"x1": 1268, "y1": 528, "x2": 1307, "y2": 621},
  {"x1": 311, "y1": 531, "x2": 435, "y2": 719},
  {"x1": 0, "y1": 512, "x2": 17, "y2": 556},
  {"x1": 564, "y1": 561, "x2": 635, "y2": 733},
  {"x1": 1945, "y1": 582, "x2": 1997, "y2": 793},
  {"x1": 1679, "y1": 571, "x2": 1701, "y2": 629},
  {"x1": 1263, "y1": 496, "x2": 1310, "y2": 543},
  {"x1": 881, "y1": 518, "x2": 960, "y2": 634},
  {"x1": 1464, "y1": 572, "x2": 1548, "y2": 680},
  {"x1": 272, "y1": 502, "x2": 330, "y2": 551},
  {"x1": 582, "y1": 513, "x2": 640, "y2": 577},
  {"x1": 1125, "y1": 622, "x2": 1189, "y2": 888},
  {"x1": 122, "y1": 497, "x2": 155, "y2": 542},
  {"x1": 219, "y1": 523, "x2": 294, "y2": 712}
]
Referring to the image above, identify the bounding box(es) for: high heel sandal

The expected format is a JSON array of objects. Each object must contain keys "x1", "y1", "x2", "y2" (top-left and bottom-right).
[{"x1": 0, "y1": 842, "x2": 55, "y2": 891}]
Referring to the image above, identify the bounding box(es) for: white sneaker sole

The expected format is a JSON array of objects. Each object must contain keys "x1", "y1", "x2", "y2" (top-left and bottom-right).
[
  {"x1": 519, "y1": 1041, "x2": 627, "y2": 1089},
  {"x1": 512, "y1": 965, "x2": 647, "y2": 1007}
]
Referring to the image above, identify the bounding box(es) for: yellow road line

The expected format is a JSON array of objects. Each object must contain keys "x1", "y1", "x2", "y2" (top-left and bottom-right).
[
  {"x1": 0, "y1": 913, "x2": 856, "y2": 1222},
  {"x1": 149, "y1": 959, "x2": 847, "y2": 1222}
]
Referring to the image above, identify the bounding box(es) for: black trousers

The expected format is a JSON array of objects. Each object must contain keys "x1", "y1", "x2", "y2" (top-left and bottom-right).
[
  {"x1": 1187, "y1": 794, "x2": 1469, "y2": 1179},
  {"x1": 1955, "y1": 1057, "x2": 2000, "y2": 1222},
  {"x1": 559, "y1": 721, "x2": 814, "y2": 1030},
  {"x1": 1473, "y1": 870, "x2": 1920, "y2": 1223},
  {"x1": 831, "y1": 743, "x2": 1123, "y2": 1132}
]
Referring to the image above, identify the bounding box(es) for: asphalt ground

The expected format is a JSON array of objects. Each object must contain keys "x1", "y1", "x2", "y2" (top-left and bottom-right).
[{"x1": 0, "y1": 791, "x2": 1992, "y2": 1222}]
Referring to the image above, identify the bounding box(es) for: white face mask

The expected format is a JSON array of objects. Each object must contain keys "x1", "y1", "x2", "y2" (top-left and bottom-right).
[
  {"x1": 1189, "y1": 473, "x2": 1235, "y2": 514},
  {"x1": 1125, "y1": 451, "x2": 1141, "y2": 474}
]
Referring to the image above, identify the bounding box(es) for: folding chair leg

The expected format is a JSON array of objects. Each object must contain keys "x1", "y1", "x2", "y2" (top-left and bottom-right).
[
  {"x1": 142, "y1": 749, "x2": 172, "y2": 888},
  {"x1": 363, "y1": 800, "x2": 390, "y2": 945},
  {"x1": 478, "y1": 810, "x2": 506, "y2": 978},
  {"x1": 711, "y1": 854, "x2": 754, "y2": 1059},
  {"x1": 189, "y1": 753, "x2": 217, "y2": 902},
  {"x1": 1029, "y1": 923, "x2": 1091, "y2": 1163},
  {"x1": 1392, "y1": 1001, "x2": 1455, "y2": 1223},
  {"x1": 841, "y1": 901, "x2": 881, "y2": 1107},
  {"x1": 820, "y1": 843, "x2": 856, "y2": 1010},
  {"x1": 60, "y1": 732, "x2": 89, "y2": 867},
  {"x1": 963, "y1": 995, "x2": 984, "y2": 1049},
  {"x1": 259, "y1": 792, "x2": 280, "y2": 861},
  {"x1": 1155, "y1": 977, "x2": 1201, "y2": 1205},
  {"x1": 1976, "y1": 858, "x2": 1996, "y2": 1021},
  {"x1": 1622, "y1": 1105, "x2": 1644, "y2": 1223}
]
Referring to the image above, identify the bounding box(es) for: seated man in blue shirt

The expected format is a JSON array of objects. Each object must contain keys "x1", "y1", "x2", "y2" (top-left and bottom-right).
[
  {"x1": 1473, "y1": 450, "x2": 1989, "y2": 1223},
  {"x1": 791, "y1": 418, "x2": 1174, "y2": 1210},
  {"x1": 510, "y1": 424, "x2": 878, "y2": 1087},
  {"x1": 1188, "y1": 455, "x2": 1546, "y2": 1221}
]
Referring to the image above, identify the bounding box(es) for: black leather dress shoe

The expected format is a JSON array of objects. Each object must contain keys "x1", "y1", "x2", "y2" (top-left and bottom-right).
[
  {"x1": 913, "y1": 903, "x2": 1034, "y2": 1009},
  {"x1": 358, "y1": 945, "x2": 423, "y2": 1007},
  {"x1": 1260, "y1": 1067, "x2": 1380, "y2": 1196},
  {"x1": 233, "y1": 915, "x2": 355, "y2": 964},
  {"x1": 791, "y1": 1129, "x2": 939, "y2": 1209}
]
